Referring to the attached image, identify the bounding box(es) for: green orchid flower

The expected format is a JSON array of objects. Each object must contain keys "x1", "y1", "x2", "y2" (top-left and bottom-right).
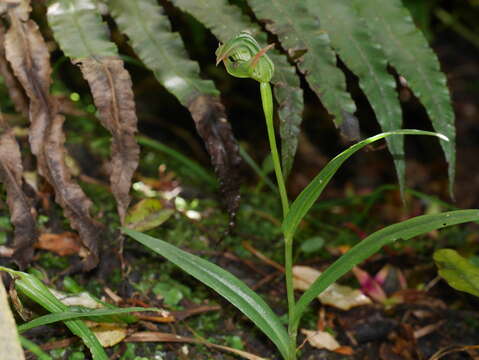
[{"x1": 215, "y1": 31, "x2": 275, "y2": 83}]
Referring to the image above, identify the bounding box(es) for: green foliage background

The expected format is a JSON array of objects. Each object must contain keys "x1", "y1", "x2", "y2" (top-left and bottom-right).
[{"x1": 47, "y1": 0, "x2": 457, "y2": 192}]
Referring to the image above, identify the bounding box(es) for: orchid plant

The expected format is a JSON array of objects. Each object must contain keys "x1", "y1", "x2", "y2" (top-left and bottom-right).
[{"x1": 124, "y1": 32, "x2": 479, "y2": 359}]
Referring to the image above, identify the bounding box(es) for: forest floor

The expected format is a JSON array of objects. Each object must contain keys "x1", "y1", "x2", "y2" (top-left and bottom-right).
[{"x1": 2, "y1": 125, "x2": 479, "y2": 360}]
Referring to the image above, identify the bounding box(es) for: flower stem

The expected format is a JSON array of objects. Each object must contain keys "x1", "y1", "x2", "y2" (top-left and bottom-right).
[
  {"x1": 260, "y1": 81, "x2": 296, "y2": 358},
  {"x1": 260, "y1": 82, "x2": 289, "y2": 217}
]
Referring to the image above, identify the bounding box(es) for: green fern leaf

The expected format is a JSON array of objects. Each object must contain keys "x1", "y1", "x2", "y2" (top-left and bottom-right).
[
  {"x1": 357, "y1": 0, "x2": 456, "y2": 193},
  {"x1": 48, "y1": 0, "x2": 140, "y2": 224},
  {"x1": 246, "y1": 0, "x2": 357, "y2": 134},
  {"x1": 170, "y1": 0, "x2": 304, "y2": 177},
  {"x1": 47, "y1": 0, "x2": 118, "y2": 58},
  {"x1": 307, "y1": 0, "x2": 405, "y2": 193},
  {"x1": 108, "y1": 0, "x2": 242, "y2": 220},
  {"x1": 108, "y1": 0, "x2": 218, "y2": 104}
]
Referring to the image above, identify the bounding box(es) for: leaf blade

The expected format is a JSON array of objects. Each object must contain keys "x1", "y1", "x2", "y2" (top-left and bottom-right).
[
  {"x1": 47, "y1": 0, "x2": 117, "y2": 58},
  {"x1": 169, "y1": 0, "x2": 304, "y2": 177},
  {"x1": 109, "y1": 0, "x2": 218, "y2": 103},
  {"x1": 47, "y1": 0, "x2": 140, "y2": 224},
  {"x1": 357, "y1": 0, "x2": 456, "y2": 194},
  {"x1": 0, "y1": 267, "x2": 108, "y2": 360},
  {"x1": 122, "y1": 228, "x2": 292, "y2": 359},
  {"x1": 0, "y1": 111, "x2": 37, "y2": 268},
  {"x1": 18, "y1": 307, "x2": 155, "y2": 333},
  {"x1": 293, "y1": 210, "x2": 479, "y2": 330},
  {"x1": 6, "y1": 2, "x2": 101, "y2": 270},
  {"x1": 246, "y1": 0, "x2": 357, "y2": 131},
  {"x1": 283, "y1": 130, "x2": 448, "y2": 240},
  {"x1": 307, "y1": 0, "x2": 405, "y2": 193},
  {"x1": 434, "y1": 249, "x2": 479, "y2": 297},
  {"x1": 109, "y1": 0, "x2": 242, "y2": 220}
]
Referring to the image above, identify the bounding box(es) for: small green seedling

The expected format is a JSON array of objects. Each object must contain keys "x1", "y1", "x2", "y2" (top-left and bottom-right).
[{"x1": 124, "y1": 32, "x2": 479, "y2": 360}]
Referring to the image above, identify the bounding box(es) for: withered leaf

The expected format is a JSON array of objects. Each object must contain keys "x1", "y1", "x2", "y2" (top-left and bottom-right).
[
  {"x1": 300, "y1": 329, "x2": 341, "y2": 351},
  {"x1": 4, "y1": 4, "x2": 101, "y2": 270},
  {"x1": 36, "y1": 232, "x2": 82, "y2": 257},
  {"x1": 0, "y1": 114, "x2": 37, "y2": 269},
  {"x1": 76, "y1": 57, "x2": 139, "y2": 224},
  {"x1": 91, "y1": 323, "x2": 127, "y2": 348},
  {"x1": 4, "y1": 15, "x2": 51, "y2": 157},
  {"x1": 43, "y1": 114, "x2": 102, "y2": 270},
  {"x1": 0, "y1": 24, "x2": 28, "y2": 117},
  {"x1": 188, "y1": 95, "x2": 241, "y2": 225}
]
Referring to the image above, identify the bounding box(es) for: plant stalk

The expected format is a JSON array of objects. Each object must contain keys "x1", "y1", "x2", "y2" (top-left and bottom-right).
[
  {"x1": 260, "y1": 81, "x2": 297, "y2": 358},
  {"x1": 284, "y1": 235, "x2": 297, "y2": 357},
  {"x1": 260, "y1": 82, "x2": 289, "y2": 217}
]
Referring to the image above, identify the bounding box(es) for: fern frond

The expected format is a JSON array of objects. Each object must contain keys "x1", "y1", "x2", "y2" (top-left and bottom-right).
[
  {"x1": 246, "y1": 0, "x2": 357, "y2": 134},
  {"x1": 357, "y1": 0, "x2": 456, "y2": 193},
  {"x1": 47, "y1": 0, "x2": 140, "y2": 223},
  {"x1": 308, "y1": 0, "x2": 405, "y2": 193},
  {"x1": 108, "y1": 0, "x2": 242, "y2": 220},
  {"x1": 47, "y1": 0, "x2": 118, "y2": 58},
  {"x1": 0, "y1": 112, "x2": 37, "y2": 268},
  {"x1": 108, "y1": 0, "x2": 218, "y2": 104},
  {"x1": 170, "y1": 0, "x2": 304, "y2": 176},
  {"x1": 7, "y1": 1, "x2": 102, "y2": 270}
]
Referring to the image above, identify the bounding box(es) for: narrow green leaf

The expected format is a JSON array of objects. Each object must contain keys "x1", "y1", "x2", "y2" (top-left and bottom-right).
[
  {"x1": 169, "y1": 0, "x2": 304, "y2": 177},
  {"x1": 307, "y1": 0, "x2": 405, "y2": 194},
  {"x1": 239, "y1": 145, "x2": 278, "y2": 194},
  {"x1": 293, "y1": 210, "x2": 479, "y2": 331},
  {"x1": 357, "y1": 0, "x2": 456, "y2": 194},
  {"x1": 246, "y1": 0, "x2": 357, "y2": 130},
  {"x1": 283, "y1": 130, "x2": 448, "y2": 240},
  {"x1": 47, "y1": 0, "x2": 118, "y2": 58},
  {"x1": 19, "y1": 336, "x2": 52, "y2": 360},
  {"x1": 122, "y1": 228, "x2": 292, "y2": 360},
  {"x1": 136, "y1": 135, "x2": 217, "y2": 187},
  {"x1": 0, "y1": 267, "x2": 108, "y2": 360},
  {"x1": 108, "y1": 0, "x2": 217, "y2": 105},
  {"x1": 18, "y1": 307, "x2": 155, "y2": 333},
  {"x1": 434, "y1": 249, "x2": 479, "y2": 297}
]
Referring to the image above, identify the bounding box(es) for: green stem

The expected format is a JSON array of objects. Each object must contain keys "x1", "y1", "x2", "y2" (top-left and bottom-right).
[
  {"x1": 260, "y1": 82, "x2": 289, "y2": 217},
  {"x1": 284, "y1": 235, "x2": 297, "y2": 355},
  {"x1": 260, "y1": 81, "x2": 296, "y2": 358},
  {"x1": 20, "y1": 336, "x2": 53, "y2": 360}
]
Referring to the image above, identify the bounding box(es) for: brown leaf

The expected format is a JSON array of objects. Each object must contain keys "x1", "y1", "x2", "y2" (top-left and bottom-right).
[
  {"x1": 0, "y1": 114, "x2": 37, "y2": 269},
  {"x1": 43, "y1": 114, "x2": 102, "y2": 270},
  {"x1": 36, "y1": 232, "x2": 82, "y2": 256},
  {"x1": 188, "y1": 95, "x2": 241, "y2": 225},
  {"x1": 293, "y1": 266, "x2": 372, "y2": 310},
  {"x1": 4, "y1": 3, "x2": 101, "y2": 270},
  {"x1": 4, "y1": 12, "x2": 50, "y2": 157},
  {"x1": 90, "y1": 323, "x2": 127, "y2": 347},
  {"x1": 301, "y1": 329, "x2": 341, "y2": 351},
  {"x1": 76, "y1": 57, "x2": 139, "y2": 224},
  {"x1": 0, "y1": 24, "x2": 28, "y2": 117}
]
